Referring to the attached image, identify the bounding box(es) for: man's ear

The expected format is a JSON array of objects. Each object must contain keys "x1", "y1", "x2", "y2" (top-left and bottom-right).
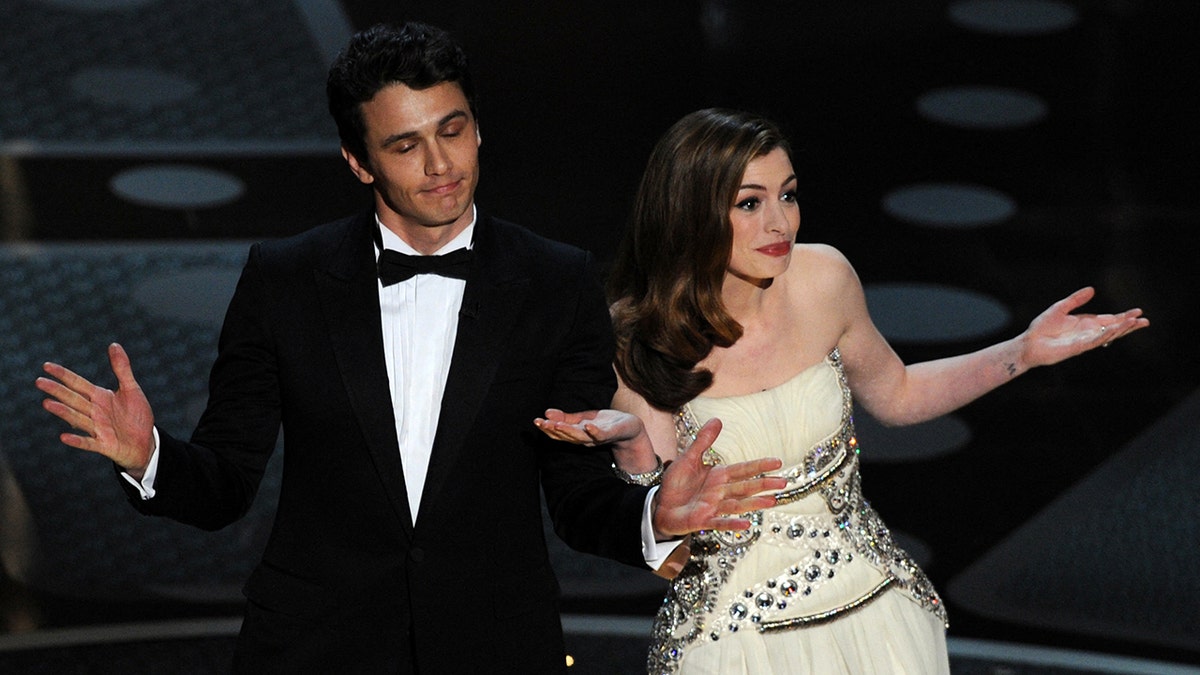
[{"x1": 342, "y1": 146, "x2": 375, "y2": 185}]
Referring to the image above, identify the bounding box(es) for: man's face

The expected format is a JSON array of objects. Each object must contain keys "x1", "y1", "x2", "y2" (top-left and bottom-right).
[{"x1": 343, "y1": 81, "x2": 481, "y2": 249}]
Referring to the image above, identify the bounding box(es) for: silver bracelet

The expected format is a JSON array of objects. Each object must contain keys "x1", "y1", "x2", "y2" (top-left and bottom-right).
[{"x1": 611, "y1": 454, "x2": 664, "y2": 486}]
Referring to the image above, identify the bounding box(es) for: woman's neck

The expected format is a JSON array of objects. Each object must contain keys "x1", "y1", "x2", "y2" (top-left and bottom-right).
[{"x1": 721, "y1": 273, "x2": 774, "y2": 323}]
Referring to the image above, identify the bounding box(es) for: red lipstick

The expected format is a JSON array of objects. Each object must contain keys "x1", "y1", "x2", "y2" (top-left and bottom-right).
[{"x1": 757, "y1": 242, "x2": 792, "y2": 257}]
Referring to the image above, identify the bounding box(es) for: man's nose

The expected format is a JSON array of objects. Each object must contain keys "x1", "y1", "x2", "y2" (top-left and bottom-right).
[{"x1": 425, "y1": 143, "x2": 451, "y2": 175}]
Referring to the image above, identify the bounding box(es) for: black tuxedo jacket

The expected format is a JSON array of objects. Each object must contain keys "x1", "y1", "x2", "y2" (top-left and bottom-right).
[{"x1": 125, "y1": 212, "x2": 649, "y2": 673}]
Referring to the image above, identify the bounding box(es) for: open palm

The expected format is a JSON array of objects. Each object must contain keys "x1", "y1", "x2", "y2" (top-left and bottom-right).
[
  {"x1": 1021, "y1": 287, "x2": 1149, "y2": 368},
  {"x1": 36, "y1": 343, "x2": 155, "y2": 477},
  {"x1": 652, "y1": 418, "x2": 786, "y2": 539}
]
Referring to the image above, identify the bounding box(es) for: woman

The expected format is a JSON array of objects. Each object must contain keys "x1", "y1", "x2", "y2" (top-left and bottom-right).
[{"x1": 537, "y1": 108, "x2": 1147, "y2": 674}]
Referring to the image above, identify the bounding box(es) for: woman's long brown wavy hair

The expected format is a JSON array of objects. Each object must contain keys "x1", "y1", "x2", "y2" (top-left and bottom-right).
[{"x1": 609, "y1": 109, "x2": 792, "y2": 411}]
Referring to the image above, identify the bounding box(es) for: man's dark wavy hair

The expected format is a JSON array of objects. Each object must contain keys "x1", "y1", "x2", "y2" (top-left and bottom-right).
[{"x1": 327, "y1": 22, "x2": 477, "y2": 164}]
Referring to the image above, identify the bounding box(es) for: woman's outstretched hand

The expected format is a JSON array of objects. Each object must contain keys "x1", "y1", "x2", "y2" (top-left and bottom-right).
[
  {"x1": 536, "y1": 408, "x2": 661, "y2": 473},
  {"x1": 1020, "y1": 286, "x2": 1149, "y2": 369},
  {"x1": 535, "y1": 408, "x2": 644, "y2": 447},
  {"x1": 36, "y1": 343, "x2": 156, "y2": 479}
]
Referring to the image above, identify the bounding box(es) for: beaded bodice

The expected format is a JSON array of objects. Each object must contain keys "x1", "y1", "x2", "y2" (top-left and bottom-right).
[{"x1": 648, "y1": 350, "x2": 946, "y2": 674}]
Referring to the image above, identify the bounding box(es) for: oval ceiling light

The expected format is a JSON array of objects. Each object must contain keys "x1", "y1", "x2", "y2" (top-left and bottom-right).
[
  {"x1": 35, "y1": 0, "x2": 157, "y2": 9},
  {"x1": 70, "y1": 66, "x2": 198, "y2": 111},
  {"x1": 917, "y1": 86, "x2": 1047, "y2": 130},
  {"x1": 883, "y1": 183, "x2": 1016, "y2": 229},
  {"x1": 949, "y1": 0, "x2": 1080, "y2": 36},
  {"x1": 855, "y1": 410, "x2": 973, "y2": 463},
  {"x1": 110, "y1": 164, "x2": 244, "y2": 210},
  {"x1": 865, "y1": 283, "x2": 1011, "y2": 343}
]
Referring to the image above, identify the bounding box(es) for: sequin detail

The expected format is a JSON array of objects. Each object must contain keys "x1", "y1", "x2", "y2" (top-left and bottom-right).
[
  {"x1": 647, "y1": 349, "x2": 947, "y2": 675},
  {"x1": 759, "y1": 577, "x2": 894, "y2": 632}
]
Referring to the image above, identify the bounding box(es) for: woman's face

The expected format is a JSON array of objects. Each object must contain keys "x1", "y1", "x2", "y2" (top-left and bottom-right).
[{"x1": 726, "y1": 147, "x2": 799, "y2": 284}]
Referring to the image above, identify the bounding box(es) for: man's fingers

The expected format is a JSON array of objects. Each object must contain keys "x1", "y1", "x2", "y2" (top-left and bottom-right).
[
  {"x1": 59, "y1": 432, "x2": 114, "y2": 459},
  {"x1": 714, "y1": 492, "x2": 779, "y2": 516},
  {"x1": 58, "y1": 432, "x2": 87, "y2": 450},
  {"x1": 713, "y1": 457, "x2": 784, "y2": 484},
  {"x1": 699, "y1": 494, "x2": 780, "y2": 531},
  {"x1": 36, "y1": 375, "x2": 91, "y2": 412},
  {"x1": 41, "y1": 395, "x2": 94, "y2": 432},
  {"x1": 726, "y1": 494, "x2": 780, "y2": 513},
  {"x1": 736, "y1": 476, "x2": 788, "y2": 495},
  {"x1": 37, "y1": 373, "x2": 101, "y2": 434},
  {"x1": 108, "y1": 343, "x2": 140, "y2": 390},
  {"x1": 702, "y1": 515, "x2": 755, "y2": 531},
  {"x1": 40, "y1": 362, "x2": 94, "y2": 399},
  {"x1": 59, "y1": 432, "x2": 95, "y2": 451},
  {"x1": 692, "y1": 418, "x2": 722, "y2": 449},
  {"x1": 677, "y1": 418, "x2": 723, "y2": 470},
  {"x1": 705, "y1": 473, "x2": 787, "y2": 502}
]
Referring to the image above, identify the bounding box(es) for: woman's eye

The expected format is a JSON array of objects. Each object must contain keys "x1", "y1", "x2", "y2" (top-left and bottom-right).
[
  {"x1": 735, "y1": 197, "x2": 761, "y2": 211},
  {"x1": 781, "y1": 190, "x2": 798, "y2": 203}
]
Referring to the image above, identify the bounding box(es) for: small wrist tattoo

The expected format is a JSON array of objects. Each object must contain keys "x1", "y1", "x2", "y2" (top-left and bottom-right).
[{"x1": 1005, "y1": 362, "x2": 1017, "y2": 377}]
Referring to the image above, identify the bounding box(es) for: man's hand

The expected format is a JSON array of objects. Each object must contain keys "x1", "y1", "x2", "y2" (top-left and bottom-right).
[
  {"x1": 36, "y1": 343, "x2": 155, "y2": 479},
  {"x1": 651, "y1": 418, "x2": 786, "y2": 540}
]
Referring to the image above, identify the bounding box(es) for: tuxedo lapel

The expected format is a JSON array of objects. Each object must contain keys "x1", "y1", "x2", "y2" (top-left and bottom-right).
[
  {"x1": 313, "y1": 213, "x2": 416, "y2": 536},
  {"x1": 417, "y1": 216, "x2": 530, "y2": 520}
]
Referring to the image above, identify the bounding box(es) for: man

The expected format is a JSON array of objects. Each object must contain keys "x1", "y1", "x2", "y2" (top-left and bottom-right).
[{"x1": 36, "y1": 23, "x2": 782, "y2": 672}]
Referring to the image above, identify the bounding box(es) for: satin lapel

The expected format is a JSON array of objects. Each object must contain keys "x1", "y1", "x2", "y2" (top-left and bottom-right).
[
  {"x1": 313, "y1": 214, "x2": 415, "y2": 537},
  {"x1": 417, "y1": 217, "x2": 530, "y2": 521}
]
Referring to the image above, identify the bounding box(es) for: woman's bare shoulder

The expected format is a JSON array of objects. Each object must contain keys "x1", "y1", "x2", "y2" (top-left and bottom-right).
[
  {"x1": 794, "y1": 241, "x2": 851, "y2": 262},
  {"x1": 788, "y1": 243, "x2": 859, "y2": 290}
]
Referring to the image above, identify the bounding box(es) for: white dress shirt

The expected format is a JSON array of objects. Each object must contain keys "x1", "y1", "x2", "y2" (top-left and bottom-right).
[{"x1": 376, "y1": 213, "x2": 473, "y2": 524}]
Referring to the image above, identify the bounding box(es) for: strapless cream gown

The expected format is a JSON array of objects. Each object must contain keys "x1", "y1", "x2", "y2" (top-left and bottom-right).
[{"x1": 648, "y1": 350, "x2": 950, "y2": 674}]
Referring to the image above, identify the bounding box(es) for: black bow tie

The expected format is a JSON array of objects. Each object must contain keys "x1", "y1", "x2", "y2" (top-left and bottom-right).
[{"x1": 377, "y1": 247, "x2": 473, "y2": 286}]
